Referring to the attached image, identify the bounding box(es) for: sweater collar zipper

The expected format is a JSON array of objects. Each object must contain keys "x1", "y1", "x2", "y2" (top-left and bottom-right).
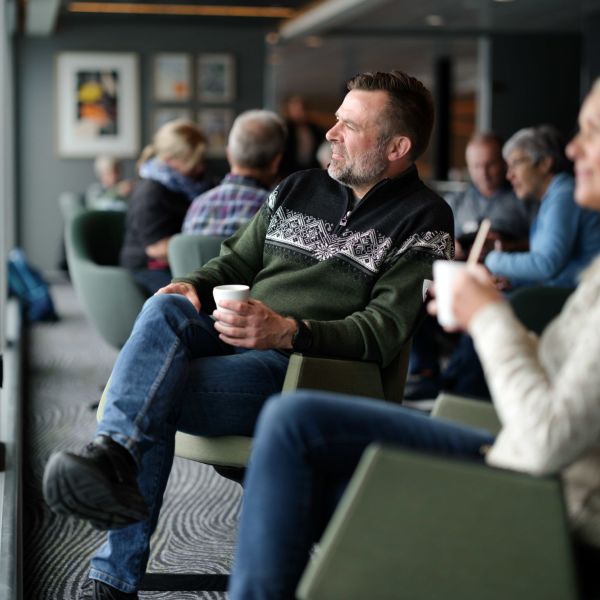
[{"x1": 338, "y1": 178, "x2": 390, "y2": 227}]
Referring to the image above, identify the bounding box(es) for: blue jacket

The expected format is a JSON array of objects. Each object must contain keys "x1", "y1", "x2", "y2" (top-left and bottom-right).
[{"x1": 485, "y1": 173, "x2": 600, "y2": 287}]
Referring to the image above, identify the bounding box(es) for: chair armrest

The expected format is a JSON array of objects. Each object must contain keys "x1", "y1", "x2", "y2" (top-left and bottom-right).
[
  {"x1": 431, "y1": 392, "x2": 502, "y2": 435},
  {"x1": 282, "y1": 353, "x2": 385, "y2": 400},
  {"x1": 298, "y1": 444, "x2": 577, "y2": 600}
]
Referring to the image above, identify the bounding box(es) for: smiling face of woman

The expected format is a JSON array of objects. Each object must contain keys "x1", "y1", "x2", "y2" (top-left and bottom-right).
[{"x1": 566, "y1": 85, "x2": 600, "y2": 211}]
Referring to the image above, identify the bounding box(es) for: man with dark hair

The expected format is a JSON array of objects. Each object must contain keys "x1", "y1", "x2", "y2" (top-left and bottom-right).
[
  {"x1": 182, "y1": 109, "x2": 286, "y2": 236},
  {"x1": 43, "y1": 70, "x2": 454, "y2": 600}
]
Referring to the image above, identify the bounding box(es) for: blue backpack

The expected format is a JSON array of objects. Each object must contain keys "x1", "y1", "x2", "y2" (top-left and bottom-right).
[{"x1": 8, "y1": 248, "x2": 58, "y2": 322}]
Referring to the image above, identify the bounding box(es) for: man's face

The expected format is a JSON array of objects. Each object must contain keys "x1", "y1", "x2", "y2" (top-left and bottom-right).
[
  {"x1": 465, "y1": 141, "x2": 506, "y2": 198},
  {"x1": 325, "y1": 89, "x2": 391, "y2": 195}
]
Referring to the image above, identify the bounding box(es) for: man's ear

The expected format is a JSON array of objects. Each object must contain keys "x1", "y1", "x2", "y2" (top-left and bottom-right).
[{"x1": 388, "y1": 136, "x2": 412, "y2": 162}]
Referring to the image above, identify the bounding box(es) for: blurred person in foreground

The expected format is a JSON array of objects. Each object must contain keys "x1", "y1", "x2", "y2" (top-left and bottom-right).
[
  {"x1": 119, "y1": 119, "x2": 213, "y2": 294},
  {"x1": 227, "y1": 81, "x2": 600, "y2": 600},
  {"x1": 182, "y1": 109, "x2": 286, "y2": 236}
]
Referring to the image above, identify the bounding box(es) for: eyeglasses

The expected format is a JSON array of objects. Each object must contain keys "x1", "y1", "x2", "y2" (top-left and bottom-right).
[{"x1": 506, "y1": 156, "x2": 532, "y2": 170}]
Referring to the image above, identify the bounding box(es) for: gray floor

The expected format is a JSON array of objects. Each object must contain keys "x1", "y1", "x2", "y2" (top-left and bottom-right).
[{"x1": 23, "y1": 281, "x2": 241, "y2": 599}]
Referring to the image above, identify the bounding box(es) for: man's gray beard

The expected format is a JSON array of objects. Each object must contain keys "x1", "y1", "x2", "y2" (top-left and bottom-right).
[{"x1": 327, "y1": 144, "x2": 388, "y2": 190}]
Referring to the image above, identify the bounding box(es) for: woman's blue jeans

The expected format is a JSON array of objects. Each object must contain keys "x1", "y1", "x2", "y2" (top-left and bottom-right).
[
  {"x1": 89, "y1": 294, "x2": 289, "y2": 593},
  {"x1": 229, "y1": 391, "x2": 496, "y2": 600}
]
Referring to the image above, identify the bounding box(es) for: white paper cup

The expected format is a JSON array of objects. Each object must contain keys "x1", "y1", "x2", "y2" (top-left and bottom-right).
[
  {"x1": 433, "y1": 260, "x2": 466, "y2": 329},
  {"x1": 213, "y1": 284, "x2": 250, "y2": 312}
]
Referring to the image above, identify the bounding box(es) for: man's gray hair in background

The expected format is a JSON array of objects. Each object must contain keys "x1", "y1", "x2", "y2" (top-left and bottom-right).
[{"x1": 228, "y1": 110, "x2": 287, "y2": 169}]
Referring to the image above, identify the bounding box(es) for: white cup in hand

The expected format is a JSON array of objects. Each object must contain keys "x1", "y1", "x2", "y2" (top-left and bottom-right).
[
  {"x1": 433, "y1": 260, "x2": 466, "y2": 329},
  {"x1": 213, "y1": 285, "x2": 250, "y2": 313}
]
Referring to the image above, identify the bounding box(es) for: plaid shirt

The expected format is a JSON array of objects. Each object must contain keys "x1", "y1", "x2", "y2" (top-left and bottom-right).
[{"x1": 182, "y1": 174, "x2": 269, "y2": 236}]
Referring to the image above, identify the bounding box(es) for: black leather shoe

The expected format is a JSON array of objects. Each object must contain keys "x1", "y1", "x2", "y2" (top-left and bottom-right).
[
  {"x1": 43, "y1": 435, "x2": 149, "y2": 530},
  {"x1": 78, "y1": 579, "x2": 139, "y2": 599}
]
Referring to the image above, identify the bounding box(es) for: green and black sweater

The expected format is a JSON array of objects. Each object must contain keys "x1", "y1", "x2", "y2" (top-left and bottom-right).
[{"x1": 175, "y1": 166, "x2": 454, "y2": 366}]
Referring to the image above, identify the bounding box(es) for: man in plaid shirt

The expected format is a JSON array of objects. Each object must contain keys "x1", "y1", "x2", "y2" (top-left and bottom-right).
[{"x1": 182, "y1": 109, "x2": 287, "y2": 236}]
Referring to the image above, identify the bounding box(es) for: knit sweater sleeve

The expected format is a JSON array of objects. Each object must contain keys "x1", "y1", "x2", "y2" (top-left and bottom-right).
[
  {"x1": 469, "y1": 271, "x2": 600, "y2": 475},
  {"x1": 173, "y1": 205, "x2": 269, "y2": 311}
]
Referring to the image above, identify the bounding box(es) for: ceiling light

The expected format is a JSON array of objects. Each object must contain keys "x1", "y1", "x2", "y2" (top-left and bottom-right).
[
  {"x1": 425, "y1": 14, "x2": 444, "y2": 26},
  {"x1": 68, "y1": 3, "x2": 297, "y2": 19},
  {"x1": 304, "y1": 35, "x2": 322, "y2": 48}
]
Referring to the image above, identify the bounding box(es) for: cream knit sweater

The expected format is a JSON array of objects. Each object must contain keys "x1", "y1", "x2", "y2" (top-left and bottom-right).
[{"x1": 470, "y1": 255, "x2": 600, "y2": 546}]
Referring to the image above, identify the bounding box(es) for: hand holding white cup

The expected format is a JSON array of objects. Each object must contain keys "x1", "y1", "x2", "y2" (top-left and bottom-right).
[{"x1": 213, "y1": 284, "x2": 250, "y2": 314}]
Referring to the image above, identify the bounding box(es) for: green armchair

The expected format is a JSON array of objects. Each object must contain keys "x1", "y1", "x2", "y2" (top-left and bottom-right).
[
  {"x1": 167, "y1": 232, "x2": 227, "y2": 278},
  {"x1": 65, "y1": 209, "x2": 149, "y2": 349},
  {"x1": 297, "y1": 394, "x2": 579, "y2": 600}
]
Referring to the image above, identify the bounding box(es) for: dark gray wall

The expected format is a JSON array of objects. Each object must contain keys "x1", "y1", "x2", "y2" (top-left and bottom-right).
[
  {"x1": 490, "y1": 34, "x2": 581, "y2": 142},
  {"x1": 17, "y1": 19, "x2": 269, "y2": 272},
  {"x1": 582, "y1": 10, "x2": 600, "y2": 93}
]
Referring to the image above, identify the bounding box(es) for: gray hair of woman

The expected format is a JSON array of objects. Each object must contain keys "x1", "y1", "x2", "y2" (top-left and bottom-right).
[
  {"x1": 502, "y1": 124, "x2": 571, "y2": 174},
  {"x1": 227, "y1": 110, "x2": 287, "y2": 169}
]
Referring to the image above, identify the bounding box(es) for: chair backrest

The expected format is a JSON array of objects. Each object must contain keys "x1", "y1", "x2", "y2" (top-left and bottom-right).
[
  {"x1": 508, "y1": 285, "x2": 574, "y2": 335},
  {"x1": 168, "y1": 233, "x2": 227, "y2": 277},
  {"x1": 298, "y1": 444, "x2": 579, "y2": 600},
  {"x1": 66, "y1": 209, "x2": 148, "y2": 348}
]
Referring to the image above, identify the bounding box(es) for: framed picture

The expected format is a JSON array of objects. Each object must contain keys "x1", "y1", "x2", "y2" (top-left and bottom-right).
[
  {"x1": 197, "y1": 54, "x2": 236, "y2": 103},
  {"x1": 152, "y1": 107, "x2": 193, "y2": 133},
  {"x1": 153, "y1": 53, "x2": 192, "y2": 102},
  {"x1": 198, "y1": 108, "x2": 235, "y2": 157},
  {"x1": 56, "y1": 52, "x2": 139, "y2": 158}
]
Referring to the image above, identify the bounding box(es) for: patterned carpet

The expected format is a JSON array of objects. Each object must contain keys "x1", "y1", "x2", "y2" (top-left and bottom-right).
[{"x1": 23, "y1": 281, "x2": 241, "y2": 599}]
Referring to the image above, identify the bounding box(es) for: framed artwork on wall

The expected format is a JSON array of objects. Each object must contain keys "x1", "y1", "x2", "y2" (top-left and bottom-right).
[
  {"x1": 198, "y1": 108, "x2": 235, "y2": 157},
  {"x1": 152, "y1": 107, "x2": 193, "y2": 133},
  {"x1": 56, "y1": 52, "x2": 139, "y2": 158},
  {"x1": 153, "y1": 53, "x2": 192, "y2": 102},
  {"x1": 197, "y1": 53, "x2": 236, "y2": 103}
]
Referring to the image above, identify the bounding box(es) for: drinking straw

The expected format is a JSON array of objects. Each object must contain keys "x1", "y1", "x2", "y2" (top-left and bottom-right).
[{"x1": 466, "y1": 218, "x2": 492, "y2": 266}]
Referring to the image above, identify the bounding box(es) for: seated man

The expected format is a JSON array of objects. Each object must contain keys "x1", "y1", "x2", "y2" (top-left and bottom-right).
[
  {"x1": 407, "y1": 131, "x2": 533, "y2": 398},
  {"x1": 227, "y1": 74, "x2": 600, "y2": 595},
  {"x1": 182, "y1": 110, "x2": 286, "y2": 236},
  {"x1": 42, "y1": 69, "x2": 454, "y2": 599},
  {"x1": 447, "y1": 131, "x2": 533, "y2": 260}
]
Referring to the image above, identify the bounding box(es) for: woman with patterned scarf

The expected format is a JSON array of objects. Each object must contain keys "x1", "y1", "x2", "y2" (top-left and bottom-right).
[{"x1": 119, "y1": 119, "x2": 213, "y2": 294}]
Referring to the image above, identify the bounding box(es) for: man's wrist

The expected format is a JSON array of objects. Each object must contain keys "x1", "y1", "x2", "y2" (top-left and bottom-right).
[{"x1": 290, "y1": 318, "x2": 313, "y2": 353}]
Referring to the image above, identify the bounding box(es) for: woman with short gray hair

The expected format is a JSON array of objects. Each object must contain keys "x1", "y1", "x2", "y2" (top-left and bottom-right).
[{"x1": 484, "y1": 123, "x2": 600, "y2": 287}]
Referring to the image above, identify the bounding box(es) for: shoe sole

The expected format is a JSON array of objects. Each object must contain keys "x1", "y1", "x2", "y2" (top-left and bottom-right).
[{"x1": 42, "y1": 451, "x2": 149, "y2": 530}]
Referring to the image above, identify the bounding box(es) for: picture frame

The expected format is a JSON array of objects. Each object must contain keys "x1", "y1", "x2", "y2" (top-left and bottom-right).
[
  {"x1": 153, "y1": 53, "x2": 192, "y2": 102},
  {"x1": 152, "y1": 107, "x2": 194, "y2": 133},
  {"x1": 56, "y1": 52, "x2": 140, "y2": 158},
  {"x1": 198, "y1": 108, "x2": 235, "y2": 158},
  {"x1": 197, "y1": 53, "x2": 236, "y2": 103}
]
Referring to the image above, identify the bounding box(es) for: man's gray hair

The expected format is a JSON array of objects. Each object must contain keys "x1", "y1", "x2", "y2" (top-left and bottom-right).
[
  {"x1": 228, "y1": 110, "x2": 287, "y2": 169},
  {"x1": 503, "y1": 124, "x2": 570, "y2": 174}
]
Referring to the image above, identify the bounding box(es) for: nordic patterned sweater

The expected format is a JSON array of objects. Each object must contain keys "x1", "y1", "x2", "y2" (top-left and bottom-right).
[{"x1": 175, "y1": 166, "x2": 454, "y2": 367}]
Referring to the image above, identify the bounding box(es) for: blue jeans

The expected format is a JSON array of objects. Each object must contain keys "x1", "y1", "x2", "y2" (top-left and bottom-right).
[
  {"x1": 89, "y1": 294, "x2": 289, "y2": 593},
  {"x1": 229, "y1": 391, "x2": 496, "y2": 600}
]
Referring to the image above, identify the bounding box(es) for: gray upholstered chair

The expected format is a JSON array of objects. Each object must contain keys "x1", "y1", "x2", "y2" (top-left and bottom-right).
[
  {"x1": 297, "y1": 394, "x2": 579, "y2": 600},
  {"x1": 65, "y1": 209, "x2": 148, "y2": 349},
  {"x1": 167, "y1": 232, "x2": 227, "y2": 278}
]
